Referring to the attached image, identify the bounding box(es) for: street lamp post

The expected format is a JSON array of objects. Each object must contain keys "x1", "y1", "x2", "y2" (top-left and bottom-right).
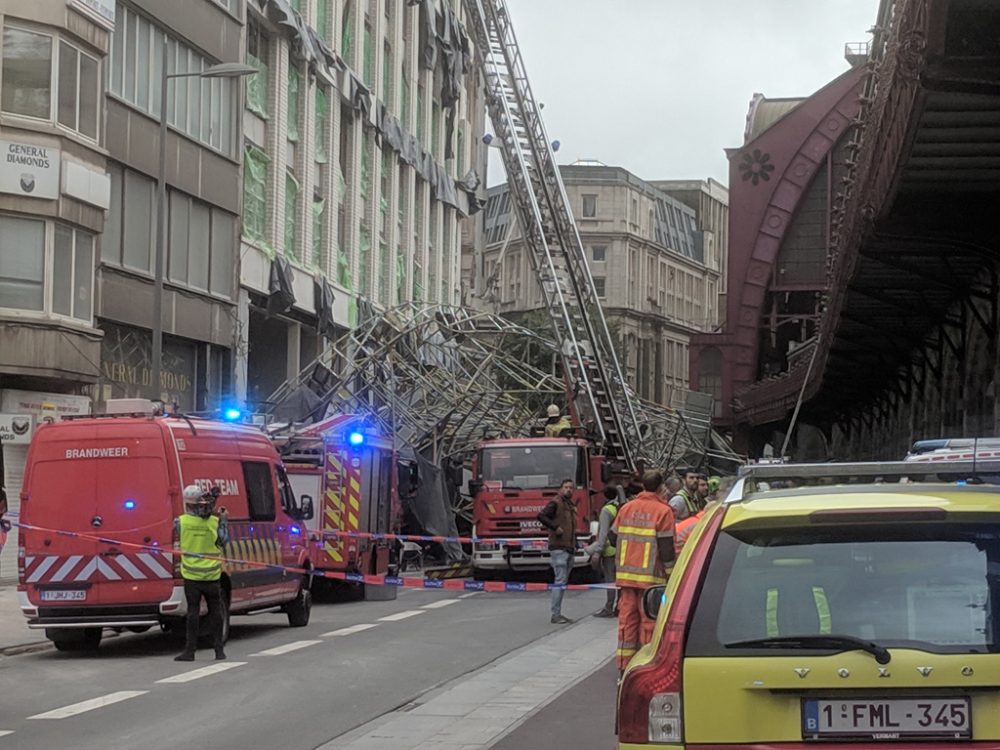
[{"x1": 151, "y1": 55, "x2": 257, "y2": 403}]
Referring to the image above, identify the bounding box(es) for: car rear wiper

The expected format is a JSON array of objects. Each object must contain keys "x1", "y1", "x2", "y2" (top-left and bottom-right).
[{"x1": 724, "y1": 634, "x2": 891, "y2": 664}]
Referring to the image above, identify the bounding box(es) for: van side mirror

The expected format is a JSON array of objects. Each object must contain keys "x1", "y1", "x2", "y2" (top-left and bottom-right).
[
  {"x1": 643, "y1": 585, "x2": 666, "y2": 620},
  {"x1": 299, "y1": 495, "x2": 314, "y2": 521}
]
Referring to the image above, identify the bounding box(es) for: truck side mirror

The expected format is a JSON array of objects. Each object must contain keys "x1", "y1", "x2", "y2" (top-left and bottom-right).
[
  {"x1": 601, "y1": 462, "x2": 611, "y2": 483},
  {"x1": 643, "y1": 585, "x2": 667, "y2": 620},
  {"x1": 300, "y1": 495, "x2": 314, "y2": 521},
  {"x1": 468, "y1": 480, "x2": 483, "y2": 496}
]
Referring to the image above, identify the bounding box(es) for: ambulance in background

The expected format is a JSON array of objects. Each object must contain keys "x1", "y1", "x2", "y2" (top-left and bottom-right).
[
  {"x1": 17, "y1": 399, "x2": 315, "y2": 652},
  {"x1": 275, "y1": 415, "x2": 399, "y2": 600},
  {"x1": 904, "y1": 438, "x2": 1000, "y2": 483}
]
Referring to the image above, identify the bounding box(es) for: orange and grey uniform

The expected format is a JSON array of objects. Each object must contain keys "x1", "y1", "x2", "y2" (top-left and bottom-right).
[
  {"x1": 612, "y1": 491, "x2": 675, "y2": 670},
  {"x1": 673, "y1": 510, "x2": 704, "y2": 554}
]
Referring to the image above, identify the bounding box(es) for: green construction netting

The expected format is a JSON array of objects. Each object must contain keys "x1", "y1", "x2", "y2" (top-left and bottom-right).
[
  {"x1": 246, "y1": 52, "x2": 268, "y2": 117},
  {"x1": 312, "y1": 196, "x2": 325, "y2": 268},
  {"x1": 287, "y1": 68, "x2": 300, "y2": 143},
  {"x1": 360, "y1": 134, "x2": 371, "y2": 199},
  {"x1": 379, "y1": 240, "x2": 389, "y2": 304},
  {"x1": 359, "y1": 223, "x2": 371, "y2": 296},
  {"x1": 285, "y1": 172, "x2": 299, "y2": 257},
  {"x1": 341, "y1": 2, "x2": 354, "y2": 64},
  {"x1": 363, "y1": 23, "x2": 374, "y2": 88},
  {"x1": 243, "y1": 146, "x2": 269, "y2": 242},
  {"x1": 395, "y1": 251, "x2": 405, "y2": 303},
  {"x1": 314, "y1": 88, "x2": 328, "y2": 163}
]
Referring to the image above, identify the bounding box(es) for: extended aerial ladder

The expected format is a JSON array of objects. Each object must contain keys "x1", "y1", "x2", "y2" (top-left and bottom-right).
[{"x1": 463, "y1": 0, "x2": 642, "y2": 475}]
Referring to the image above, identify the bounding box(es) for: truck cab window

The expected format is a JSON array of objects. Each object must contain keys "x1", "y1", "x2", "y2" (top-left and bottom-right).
[
  {"x1": 276, "y1": 464, "x2": 297, "y2": 515},
  {"x1": 243, "y1": 461, "x2": 276, "y2": 521}
]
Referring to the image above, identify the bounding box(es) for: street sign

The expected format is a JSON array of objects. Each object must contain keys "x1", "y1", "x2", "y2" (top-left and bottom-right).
[{"x1": 0, "y1": 414, "x2": 35, "y2": 445}]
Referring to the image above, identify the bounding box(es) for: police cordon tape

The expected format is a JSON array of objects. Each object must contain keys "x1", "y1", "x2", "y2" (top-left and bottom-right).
[
  {"x1": 5, "y1": 511, "x2": 570, "y2": 548},
  {"x1": 8, "y1": 519, "x2": 614, "y2": 593}
]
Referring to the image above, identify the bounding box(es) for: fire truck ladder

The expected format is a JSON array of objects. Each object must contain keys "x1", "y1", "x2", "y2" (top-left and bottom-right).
[{"x1": 464, "y1": 0, "x2": 641, "y2": 474}]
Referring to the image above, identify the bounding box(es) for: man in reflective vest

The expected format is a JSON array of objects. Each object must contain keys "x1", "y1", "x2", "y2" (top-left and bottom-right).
[
  {"x1": 674, "y1": 509, "x2": 705, "y2": 555},
  {"x1": 584, "y1": 484, "x2": 625, "y2": 618},
  {"x1": 174, "y1": 485, "x2": 229, "y2": 662},
  {"x1": 668, "y1": 467, "x2": 702, "y2": 521},
  {"x1": 609, "y1": 470, "x2": 676, "y2": 672},
  {"x1": 543, "y1": 404, "x2": 572, "y2": 437}
]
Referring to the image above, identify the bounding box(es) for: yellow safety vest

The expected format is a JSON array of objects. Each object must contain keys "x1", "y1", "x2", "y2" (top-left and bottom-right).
[
  {"x1": 601, "y1": 502, "x2": 619, "y2": 558},
  {"x1": 178, "y1": 514, "x2": 222, "y2": 582},
  {"x1": 765, "y1": 586, "x2": 831, "y2": 637}
]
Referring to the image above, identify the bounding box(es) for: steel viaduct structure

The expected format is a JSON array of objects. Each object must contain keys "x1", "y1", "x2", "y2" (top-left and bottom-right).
[{"x1": 692, "y1": 0, "x2": 1000, "y2": 460}]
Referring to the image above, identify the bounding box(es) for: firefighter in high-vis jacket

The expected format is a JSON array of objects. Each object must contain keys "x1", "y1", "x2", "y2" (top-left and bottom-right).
[
  {"x1": 174, "y1": 485, "x2": 229, "y2": 662},
  {"x1": 608, "y1": 470, "x2": 676, "y2": 672},
  {"x1": 585, "y1": 484, "x2": 625, "y2": 617}
]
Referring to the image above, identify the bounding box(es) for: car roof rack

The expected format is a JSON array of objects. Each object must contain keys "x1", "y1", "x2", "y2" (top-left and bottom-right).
[{"x1": 726, "y1": 459, "x2": 1000, "y2": 504}]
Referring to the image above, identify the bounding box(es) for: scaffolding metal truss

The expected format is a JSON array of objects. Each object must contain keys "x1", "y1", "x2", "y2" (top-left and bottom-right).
[{"x1": 265, "y1": 304, "x2": 728, "y2": 470}]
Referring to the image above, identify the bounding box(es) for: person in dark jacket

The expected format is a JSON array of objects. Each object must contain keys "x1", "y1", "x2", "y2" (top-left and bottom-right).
[{"x1": 537, "y1": 478, "x2": 577, "y2": 624}]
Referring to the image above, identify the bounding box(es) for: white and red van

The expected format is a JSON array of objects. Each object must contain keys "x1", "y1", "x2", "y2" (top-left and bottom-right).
[{"x1": 16, "y1": 400, "x2": 315, "y2": 651}]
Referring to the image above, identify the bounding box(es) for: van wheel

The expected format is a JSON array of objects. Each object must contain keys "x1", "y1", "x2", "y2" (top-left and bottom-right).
[
  {"x1": 49, "y1": 628, "x2": 102, "y2": 653},
  {"x1": 285, "y1": 586, "x2": 311, "y2": 627}
]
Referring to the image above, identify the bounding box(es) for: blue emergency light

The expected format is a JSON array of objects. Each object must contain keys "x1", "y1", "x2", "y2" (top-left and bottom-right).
[
  {"x1": 124, "y1": 499, "x2": 136, "y2": 510},
  {"x1": 290, "y1": 525, "x2": 301, "y2": 536},
  {"x1": 348, "y1": 430, "x2": 365, "y2": 446},
  {"x1": 223, "y1": 407, "x2": 242, "y2": 422}
]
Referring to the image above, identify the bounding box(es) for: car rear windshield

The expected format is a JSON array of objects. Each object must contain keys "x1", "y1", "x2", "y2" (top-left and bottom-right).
[{"x1": 686, "y1": 522, "x2": 1000, "y2": 655}]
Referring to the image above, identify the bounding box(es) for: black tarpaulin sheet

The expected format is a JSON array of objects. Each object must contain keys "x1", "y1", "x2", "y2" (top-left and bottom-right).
[
  {"x1": 314, "y1": 278, "x2": 337, "y2": 340},
  {"x1": 407, "y1": 451, "x2": 465, "y2": 562},
  {"x1": 267, "y1": 257, "x2": 296, "y2": 316}
]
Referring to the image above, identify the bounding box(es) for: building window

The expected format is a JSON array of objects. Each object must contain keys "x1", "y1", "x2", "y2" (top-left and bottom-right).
[
  {"x1": 0, "y1": 215, "x2": 94, "y2": 321},
  {"x1": 382, "y1": 40, "x2": 392, "y2": 106},
  {"x1": 243, "y1": 145, "x2": 269, "y2": 242},
  {"x1": 246, "y1": 18, "x2": 269, "y2": 118},
  {"x1": 287, "y1": 66, "x2": 300, "y2": 141},
  {"x1": 168, "y1": 191, "x2": 211, "y2": 292},
  {"x1": 362, "y1": 19, "x2": 374, "y2": 88},
  {"x1": 285, "y1": 171, "x2": 299, "y2": 258},
  {"x1": 582, "y1": 194, "x2": 597, "y2": 218},
  {"x1": 342, "y1": 0, "x2": 355, "y2": 64},
  {"x1": 314, "y1": 87, "x2": 328, "y2": 162},
  {"x1": 592, "y1": 245, "x2": 607, "y2": 262},
  {"x1": 109, "y1": 7, "x2": 236, "y2": 154},
  {"x1": 593, "y1": 277, "x2": 606, "y2": 299},
  {"x1": 2, "y1": 26, "x2": 100, "y2": 140},
  {"x1": 316, "y1": 0, "x2": 331, "y2": 43},
  {"x1": 416, "y1": 83, "x2": 425, "y2": 145},
  {"x1": 312, "y1": 192, "x2": 325, "y2": 268}
]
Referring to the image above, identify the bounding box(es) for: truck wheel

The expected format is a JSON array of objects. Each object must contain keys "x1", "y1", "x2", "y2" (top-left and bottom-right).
[
  {"x1": 286, "y1": 586, "x2": 312, "y2": 627},
  {"x1": 49, "y1": 628, "x2": 102, "y2": 653}
]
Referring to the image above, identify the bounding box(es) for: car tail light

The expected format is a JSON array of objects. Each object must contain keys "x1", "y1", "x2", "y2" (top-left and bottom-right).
[{"x1": 617, "y1": 509, "x2": 723, "y2": 744}]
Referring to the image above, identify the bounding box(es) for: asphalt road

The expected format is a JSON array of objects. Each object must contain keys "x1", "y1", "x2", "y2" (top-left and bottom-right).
[{"x1": 0, "y1": 585, "x2": 608, "y2": 750}]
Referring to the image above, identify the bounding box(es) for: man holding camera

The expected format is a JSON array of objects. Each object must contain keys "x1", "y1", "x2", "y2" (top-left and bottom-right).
[{"x1": 174, "y1": 485, "x2": 230, "y2": 662}]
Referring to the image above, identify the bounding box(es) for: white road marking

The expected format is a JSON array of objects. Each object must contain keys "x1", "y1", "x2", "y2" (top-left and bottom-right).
[
  {"x1": 378, "y1": 610, "x2": 425, "y2": 621},
  {"x1": 155, "y1": 662, "x2": 246, "y2": 683},
  {"x1": 28, "y1": 691, "x2": 148, "y2": 720},
  {"x1": 321, "y1": 624, "x2": 378, "y2": 637},
  {"x1": 421, "y1": 599, "x2": 459, "y2": 609},
  {"x1": 0, "y1": 731, "x2": 13, "y2": 738},
  {"x1": 458, "y1": 592, "x2": 481, "y2": 599},
  {"x1": 252, "y1": 640, "x2": 322, "y2": 656}
]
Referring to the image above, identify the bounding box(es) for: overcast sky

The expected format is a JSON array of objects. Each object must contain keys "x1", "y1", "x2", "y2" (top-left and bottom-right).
[{"x1": 487, "y1": 0, "x2": 877, "y2": 186}]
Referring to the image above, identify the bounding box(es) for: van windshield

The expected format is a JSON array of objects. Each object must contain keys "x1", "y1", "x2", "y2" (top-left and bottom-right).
[
  {"x1": 479, "y1": 446, "x2": 584, "y2": 489},
  {"x1": 687, "y1": 523, "x2": 1000, "y2": 655}
]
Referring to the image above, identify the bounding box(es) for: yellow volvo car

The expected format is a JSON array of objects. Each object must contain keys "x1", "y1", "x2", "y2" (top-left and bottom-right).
[{"x1": 618, "y1": 461, "x2": 1000, "y2": 749}]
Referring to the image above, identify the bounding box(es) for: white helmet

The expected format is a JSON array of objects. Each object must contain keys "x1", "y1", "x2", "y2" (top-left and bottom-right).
[
  {"x1": 183, "y1": 484, "x2": 214, "y2": 517},
  {"x1": 546, "y1": 404, "x2": 560, "y2": 418}
]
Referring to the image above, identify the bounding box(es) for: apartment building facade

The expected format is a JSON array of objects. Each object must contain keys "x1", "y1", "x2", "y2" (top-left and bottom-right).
[
  {"x1": 237, "y1": 0, "x2": 487, "y2": 407},
  {"x1": 479, "y1": 163, "x2": 726, "y2": 406}
]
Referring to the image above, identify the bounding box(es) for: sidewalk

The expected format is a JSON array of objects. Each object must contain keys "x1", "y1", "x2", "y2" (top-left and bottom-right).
[
  {"x1": 321, "y1": 614, "x2": 615, "y2": 750},
  {"x1": 0, "y1": 585, "x2": 45, "y2": 655},
  {"x1": 491, "y1": 659, "x2": 617, "y2": 749}
]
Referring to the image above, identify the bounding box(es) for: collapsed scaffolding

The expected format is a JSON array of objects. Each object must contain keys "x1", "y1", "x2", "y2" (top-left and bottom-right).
[{"x1": 265, "y1": 302, "x2": 732, "y2": 471}]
